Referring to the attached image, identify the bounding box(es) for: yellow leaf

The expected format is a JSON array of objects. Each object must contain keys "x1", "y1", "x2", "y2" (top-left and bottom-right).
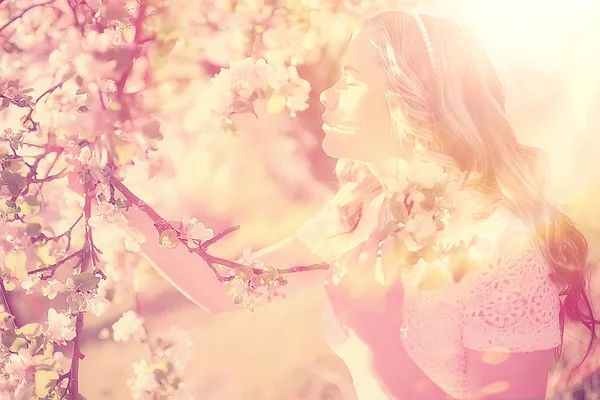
[
  {"x1": 5, "y1": 250, "x2": 27, "y2": 280},
  {"x1": 266, "y1": 94, "x2": 286, "y2": 114},
  {"x1": 43, "y1": 341, "x2": 55, "y2": 358},
  {"x1": 159, "y1": 229, "x2": 179, "y2": 249},
  {"x1": 17, "y1": 323, "x2": 43, "y2": 340},
  {"x1": 34, "y1": 367, "x2": 59, "y2": 398},
  {"x1": 110, "y1": 136, "x2": 137, "y2": 165},
  {"x1": 33, "y1": 354, "x2": 56, "y2": 367},
  {"x1": 3, "y1": 280, "x2": 16, "y2": 291},
  {"x1": 2, "y1": 331, "x2": 27, "y2": 352},
  {"x1": 35, "y1": 243, "x2": 56, "y2": 265}
]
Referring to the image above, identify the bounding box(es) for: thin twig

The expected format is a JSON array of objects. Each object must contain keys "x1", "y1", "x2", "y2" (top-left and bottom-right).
[
  {"x1": 0, "y1": 0, "x2": 57, "y2": 33},
  {"x1": 0, "y1": 283, "x2": 18, "y2": 329}
]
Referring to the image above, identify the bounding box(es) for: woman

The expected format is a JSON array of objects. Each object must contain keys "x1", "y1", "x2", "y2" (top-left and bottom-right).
[{"x1": 132, "y1": 10, "x2": 598, "y2": 400}]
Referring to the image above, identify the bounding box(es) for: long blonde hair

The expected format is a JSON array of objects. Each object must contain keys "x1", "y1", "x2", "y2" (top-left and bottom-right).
[{"x1": 333, "y1": 10, "x2": 598, "y2": 365}]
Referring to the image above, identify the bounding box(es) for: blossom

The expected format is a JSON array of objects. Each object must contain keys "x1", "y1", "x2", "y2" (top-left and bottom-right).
[
  {"x1": 405, "y1": 211, "x2": 438, "y2": 242},
  {"x1": 124, "y1": 226, "x2": 146, "y2": 253},
  {"x1": 20, "y1": 275, "x2": 40, "y2": 294},
  {"x1": 53, "y1": 352, "x2": 71, "y2": 372},
  {"x1": 4, "y1": 347, "x2": 35, "y2": 384},
  {"x1": 41, "y1": 279, "x2": 65, "y2": 300},
  {"x1": 86, "y1": 294, "x2": 110, "y2": 316},
  {"x1": 127, "y1": 359, "x2": 159, "y2": 399},
  {"x1": 209, "y1": 57, "x2": 311, "y2": 119},
  {"x1": 65, "y1": 289, "x2": 110, "y2": 317},
  {"x1": 407, "y1": 158, "x2": 447, "y2": 189},
  {"x1": 179, "y1": 217, "x2": 213, "y2": 249},
  {"x1": 46, "y1": 308, "x2": 76, "y2": 344},
  {"x1": 112, "y1": 311, "x2": 145, "y2": 343}
]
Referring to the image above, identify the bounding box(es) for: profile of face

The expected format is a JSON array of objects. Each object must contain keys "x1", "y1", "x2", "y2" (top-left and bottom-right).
[{"x1": 319, "y1": 27, "x2": 402, "y2": 165}]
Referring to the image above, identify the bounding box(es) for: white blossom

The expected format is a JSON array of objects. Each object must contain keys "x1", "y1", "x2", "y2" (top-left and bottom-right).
[
  {"x1": 112, "y1": 311, "x2": 145, "y2": 343},
  {"x1": 46, "y1": 308, "x2": 76, "y2": 344}
]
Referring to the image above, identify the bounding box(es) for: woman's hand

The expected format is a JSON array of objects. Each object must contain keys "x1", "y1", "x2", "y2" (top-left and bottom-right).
[{"x1": 325, "y1": 228, "x2": 404, "y2": 317}]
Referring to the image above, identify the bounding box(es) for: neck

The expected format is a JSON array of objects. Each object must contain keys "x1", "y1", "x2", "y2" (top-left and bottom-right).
[{"x1": 364, "y1": 157, "x2": 404, "y2": 195}]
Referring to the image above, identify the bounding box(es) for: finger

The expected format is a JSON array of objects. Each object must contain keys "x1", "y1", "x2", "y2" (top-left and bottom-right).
[
  {"x1": 356, "y1": 229, "x2": 381, "y2": 270},
  {"x1": 380, "y1": 236, "x2": 403, "y2": 286},
  {"x1": 340, "y1": 230, "x2": 382, "y2": 298}
]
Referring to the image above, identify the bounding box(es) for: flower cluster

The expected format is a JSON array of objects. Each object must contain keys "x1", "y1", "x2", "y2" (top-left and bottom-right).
[
  {"x1": 378, "y1": 157, "x2": 484, "y2": 289},
  {"x1": 123, "y1": 327, "x2": 194, "y2": 399},
  {"x1": 223, "y1": 247, "x2": 287, "y2": 313},
  {"x1": 209, "y1": 57, "x2": 311, "y2": 124},
  {"x1": 0, "y1": 306, "x2": 72, "y2": 399}
]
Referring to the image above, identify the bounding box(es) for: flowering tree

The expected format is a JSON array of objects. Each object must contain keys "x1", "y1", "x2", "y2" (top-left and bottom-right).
[{"x1": 3, "y1": 0, "x2": 594, "y2": 398}]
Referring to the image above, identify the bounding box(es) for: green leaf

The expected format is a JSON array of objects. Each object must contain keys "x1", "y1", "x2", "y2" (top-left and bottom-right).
[
  {"x1": 0, "y1": 312, "x2": 13, "y2": 324},
  {"x1": 234, "y1": 265, "x2": 253, "y2": 280},
  {"x1": 34, "y1": 366, "x2": 59, "y2": 398},
  {"x1": 25, "y1": 223, "x2": 42, "y2": 236},
  {"x1": 159, "y1": 229, "x2": 179, "y2": 249},
  {"x1": 33, "y1": 353, "x2": 56, "y2": 367},
  {"x1": 148, "y1": 38, "x2": 177, "y2": 70},
  {"x1": 21, "y1": 196, "x2": 41, "y2": 215},
  {"x1": 259, "y1": 265, "x2": 278, "y2": 282},
  {"x1": 2, "y1": 331, "x2": 28, "y2": 352},
  {"x1": 28, "y1": 336, "x2": 44, "y2": 354},
  {"x1": 10, "y1": 140, "x2": 20, "y2": 152},
  {"x1": 72, "y1": 272, "x2": 101, "y2": 292},
  {"x1": 17, "y1": 323, "x2": 43, "y2": 340},
  {"x1": 76, "y1": 105, "x2": 90, "y2": 115},
  {"x1": 43, "y1": 341, "x2": 55, "y2": 358},
  {"x1": 142, "y1": 121, "x2": 163, "y2": 140},
  {"x1": 35, "y1": 243, "x2": 56, "y2": 265},
  {"x1": 5, "y1": 249, "x2": 28, "y2": 280}
]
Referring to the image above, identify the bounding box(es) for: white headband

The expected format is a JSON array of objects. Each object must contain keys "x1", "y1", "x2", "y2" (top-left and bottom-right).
[{"x1": 414, "y1": 15, "x2": 437, "y2": 80}]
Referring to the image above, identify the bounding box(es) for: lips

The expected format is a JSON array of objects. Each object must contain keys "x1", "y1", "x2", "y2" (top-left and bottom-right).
[{"x1": 322, "y1": 122, "x2": 358, "y2": 133}]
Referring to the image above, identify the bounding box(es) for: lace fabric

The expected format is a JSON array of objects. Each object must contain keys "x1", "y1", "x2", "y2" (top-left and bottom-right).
[{"x1": 399, "y1": 209, "x2": 561, "y2": 398}]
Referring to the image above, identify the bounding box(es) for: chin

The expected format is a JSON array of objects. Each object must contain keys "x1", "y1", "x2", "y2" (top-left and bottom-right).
[{"x1": 321, "y1": 135, "x2": 378, "y2": 163}]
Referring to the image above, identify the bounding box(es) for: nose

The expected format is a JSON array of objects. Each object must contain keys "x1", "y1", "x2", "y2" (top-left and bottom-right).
[{"x1": 319, "y1": 84, "x2": 338, "y2": 109}]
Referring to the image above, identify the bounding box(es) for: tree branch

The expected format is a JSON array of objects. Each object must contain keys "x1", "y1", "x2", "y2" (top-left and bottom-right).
[
  {"x1": 0, "y1": 0, "x2": 57, "y2": 34},
  {"x1": 107, "y1": 173, "x2": 329, "y2": 282}
]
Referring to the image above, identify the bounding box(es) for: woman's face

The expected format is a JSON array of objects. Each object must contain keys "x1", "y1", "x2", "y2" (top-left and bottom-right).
[{"x1": 320, "y1": 27, "x2": 401, "y2": 164}]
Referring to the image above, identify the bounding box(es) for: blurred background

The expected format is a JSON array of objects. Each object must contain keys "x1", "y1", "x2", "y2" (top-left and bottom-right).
[{"x1": 3, "y1": 0, "x2": 600, "y2": 398}]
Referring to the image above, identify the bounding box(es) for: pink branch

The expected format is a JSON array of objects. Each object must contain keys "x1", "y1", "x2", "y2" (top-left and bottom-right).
[
  {"x1": 0, "y1": 0, "x2": 57, "y2": 33},
  {"x1": 107, "y1": 174, "x2": 329, "y2": 282}
]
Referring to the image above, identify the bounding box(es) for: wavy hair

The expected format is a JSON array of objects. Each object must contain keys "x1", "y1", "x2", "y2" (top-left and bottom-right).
[{"x1": 332, "y1": 10, "x2": 598, "y2": 367}]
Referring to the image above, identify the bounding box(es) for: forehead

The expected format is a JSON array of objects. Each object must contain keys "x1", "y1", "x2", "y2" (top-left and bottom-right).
[{"x1": 342, "y1": 28, "x2": 383, "y2": 82}]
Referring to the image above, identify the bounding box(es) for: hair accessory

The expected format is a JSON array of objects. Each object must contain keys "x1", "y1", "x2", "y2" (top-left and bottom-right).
[{"x1": 414, "y1": 15, "x2": 437, "y2": 80}]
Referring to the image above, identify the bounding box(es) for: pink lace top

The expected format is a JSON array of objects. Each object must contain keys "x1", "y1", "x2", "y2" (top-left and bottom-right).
[{"x1": 296, "y1": 186, "x2": 562, "y2": 399}]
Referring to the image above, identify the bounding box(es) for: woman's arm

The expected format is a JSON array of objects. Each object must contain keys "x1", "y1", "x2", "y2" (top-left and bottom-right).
[
  {"x1": 128, "y1": 203, "x2": 329, "y2": 313},
  {"x1": 465, "y1": 349, "x2": 555, "y2": 399},
  {"x1": 65, "y1": 172, "x2": 331, "y2": 313},
  {"x1": 462, "y1": 227, "x2": 562, "y2": 399}
]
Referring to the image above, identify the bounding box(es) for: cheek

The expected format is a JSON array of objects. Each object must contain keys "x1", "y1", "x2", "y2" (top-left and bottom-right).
[{"x1": 350, "y1": 89, "x2": 389, "y2": 128}]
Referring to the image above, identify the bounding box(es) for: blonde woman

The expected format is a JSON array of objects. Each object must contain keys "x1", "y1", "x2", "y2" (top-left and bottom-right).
[{"x1": 131, "y1": 11, "x2": 598, "y2": 399}]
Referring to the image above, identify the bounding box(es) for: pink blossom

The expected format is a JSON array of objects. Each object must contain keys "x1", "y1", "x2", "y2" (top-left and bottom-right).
[{"x1": 46, "y1": 308, "x2": 76, "y2": 344}]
